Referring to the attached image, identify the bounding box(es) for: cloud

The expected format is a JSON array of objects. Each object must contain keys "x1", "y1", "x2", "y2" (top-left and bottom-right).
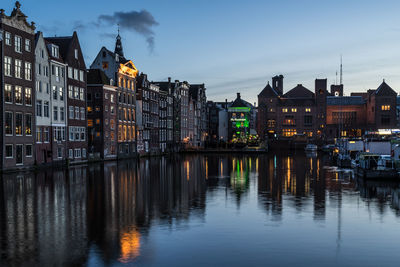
[{"x1": 97, "y1": 10, "x2": 159, "y2": 52}]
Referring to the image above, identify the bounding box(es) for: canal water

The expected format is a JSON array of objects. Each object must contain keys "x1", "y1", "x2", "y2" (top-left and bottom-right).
[{"x1": 1, "y1": 153, "x2": 400, "y2": 267}]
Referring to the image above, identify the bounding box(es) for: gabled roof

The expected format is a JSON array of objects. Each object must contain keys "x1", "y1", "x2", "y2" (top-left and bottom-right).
[
  {"x1": 284, "y1": 84, "x2": 314, "y2": 98},
  {"x1": 326, "y1": 96, "x2": 365, "y2": 106},
  {"x1": 87, "y1": 69, "x2": 110, "y2": 85},
  {"x1": 375, "y1": 81, "x2": 397, "y2": 96},
  {"x1": 44, "y1": 36, "x2": 73, "y2": 60},
  {"x1": 258, "y1": 82, "x2": 278, "y2": 97}
]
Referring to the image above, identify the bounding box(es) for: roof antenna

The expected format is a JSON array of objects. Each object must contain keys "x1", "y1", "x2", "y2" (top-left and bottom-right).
[
  {"x1": 117, "y1": 24, "x2": 120, "y2": 36},
  {"x1": 340, "y1": 55, "x2": 343, "y2": 85},
  {"x1": 335, "y1": 71, "x2": 338, "y2": 85}
]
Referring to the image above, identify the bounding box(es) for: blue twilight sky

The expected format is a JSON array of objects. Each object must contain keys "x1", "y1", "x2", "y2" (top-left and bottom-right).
[{"x1": 4, "y1": 0, "x2": 400, "y2": 104}]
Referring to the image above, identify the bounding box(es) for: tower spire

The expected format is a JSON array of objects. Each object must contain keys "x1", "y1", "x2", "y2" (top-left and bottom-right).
[
  {"x1": 115, "y1": 24, "x2": 124, "y2": 58},
  {"x1": 340, "y1": 55, "x2": 343, "y2": 85}
]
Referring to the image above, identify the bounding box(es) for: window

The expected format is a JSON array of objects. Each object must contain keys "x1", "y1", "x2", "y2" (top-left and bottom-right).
[
  {"x1": 59, "y1": 87, "x2": 64, "y2": 100},
  {"x1": 52, "y1": 45, "x2": 59, "y2": 58},
  {"x1": 25, "y1": 88, "x2": 32, "y2": 106},
  {"x1": 25, "y1": 144, "x2": 32, "y2": 157},
  {"x1": 283, "y1": 117, "x2": 295, "y2": 126},
  {"x1": 25, "y1": 114, "x2": 32, "y2": 136},
  {"x1": 44, "y1": 127, "x2": 50, "y2": 142},
  {"x1": 60, "y1": 107, "x2": 65, "y2": 121},
  {"x1": 15, "y1": 59, "x2": 22, "y2": 78},
  {"x1": 25, "y1": 62, "x2": 32, "y2": 80},
  {"x1": 96, "y1": 119, "x2": 100, "y2": 125},
  {"x1": 68, "y1": 67, "x2": 73, "y2": 78},
  {"x1": 25, "y1": 39, "x2": 31, "y2": 52},
  {"x1": 75, "y1": 106, "x2": 80, "y2": 119},
  {"x1": 111, "y1": 94, "x2": 115, "y2": 103},
  {"x1": 5, "y1": 32, "x2": 11, "y2": 46},
  {"x1": 74, "y1": 87, "x2": 79, "y2": 99},
  {"x1": 282, "y1": 129, "x2": 297, "y2": 137},
  {"x1": 57, "y1": 147, "x2": 63, "y2": 158},
  {"x1": 68, "y1": 85, "x2": 74, "y2": 98},
  {"x1": 69, "y1": 106, "x2": 74, "y2": 119},
  {"x1": 15, "y1": 36, "x2": 22, "y2": 53},
  {"x1": 80, "y1": 107, "x2": 85, "y2": 120},
  {"x1": 82, "y1": 148, "x2": 86, "y2": 158},
  {"x1": 69, "y1": 127, "x2": 74, "y2": 141},
  {"x1": 75, "y1": 49, "x2": 78, "y2": 59},
  {"x1": 5, "y1": 84, "x2": 12, "y2": 103},
  {"x1": 111, "y1": 105, "x2": 115, "y2": 114},
  {"x1": 4, "y1": 56, "x2": 11, "y2": 76},
  {"x1": 282, "y1": 108, "x2": 288, "y2": 113},
  {"x1": 80, "y1": 88, "x2": 84, "y2": 100},
  {"x1": 74, "y1": 68, "x2": 78, "y2": 80},
  {"x1": 80, "y1": 127, "x2": 86, "y2": 141},
  {"x1": 37, "y1": 100, "x2": 42, "y2": 116},
  {"x1": 74, "y1": 149, "x2": 81, "y2": 158},
  {"x1": 267, "y1": 120, "x2": 276, "y2": 128},
  {"x1": 53, "y1": 106, "x2": 58, "y2": 121},
  {"x1": 88, "y1": 119, "x2": 93, "y2": 127},
  {"x1": 15, "y1": 86, "x2": 22, "y2": 104},
  {"x1": 36, "y1": 128, "x2": 42, "y2": 143},
  {"x1": 304, "y1": 115, "x2": 313, "y2": 126},
  {"x1": 5, "y1": 145, "x2": 13, "y2": 158},
  {"x1": 291, "y1": 108, "x2": 297, "y2": 113},
  {"x1": 53, "y1": 86, "x2": 58, "y2": 100},
  {"x1": 69, "y1": 149, "x2": 73, "y2": 159},
  {"x1": 5, "y1": 112, "x2": 13, "y2": 135},
  {"x1": 381, "y1": 105, "x2": 391, "y2": 111},
  {"x1": 44, "y1": 101, "x2": 49, "y2": 117},
  {"x1": 15, "y1": 113, "x2": 23, "y2": 136},
  {"x1": 305, "y1": 108, "x2": 311, "y2": 113},
  {"x1": 79, "y1": 70, "x2": 84, "y2": 82},
  {"x1": 381, "y1": 115, "x2": 391, "y2": 125}
]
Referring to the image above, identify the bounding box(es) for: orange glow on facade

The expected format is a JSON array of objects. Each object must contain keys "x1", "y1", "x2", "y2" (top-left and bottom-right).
[{"x1": 119, "y1": 61, "x2": 138, "y2": 78}]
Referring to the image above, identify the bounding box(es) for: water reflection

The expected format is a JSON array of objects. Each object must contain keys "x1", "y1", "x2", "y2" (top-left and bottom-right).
[{"x1": 0, "y1": 153, "x2": 399, "y2": 266}]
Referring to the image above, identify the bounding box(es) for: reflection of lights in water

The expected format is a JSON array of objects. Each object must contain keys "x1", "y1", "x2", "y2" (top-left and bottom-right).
[
  {"x1": 220, "y1": 160, "x2": 223, "y2": 177},
  {"x1": 256, "y1": 158, "x2": 259, "y2": 172},
  {"x1": 206, "y1": 160, "x2": 208, "y2": 179},
  {"x1": 186, "y1": 161, "x2": 190, "y2": 181},
  {"x1": 119, "y1": 229, "x2": 141, "y2": 263}
]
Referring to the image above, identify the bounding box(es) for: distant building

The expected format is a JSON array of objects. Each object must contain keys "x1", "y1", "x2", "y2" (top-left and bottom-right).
[
  {"x1": 90, "y1": 32, "x2": 138, "y2": 158},
  {"x1": 189, "y1": 84, "x2": 207, "y2": 147},
  {"x1": 228, "y1": 93, "x2": 255, "y2": 143},
  {"x1": 257, "y1": 75, "x2": 329, "y2": 140},
  {"x1": 87, "y1": 69, "x2": 118, "y2": 159},
  {"x1": 0, "y1": 2, "x2": 36, "y2": 169}
]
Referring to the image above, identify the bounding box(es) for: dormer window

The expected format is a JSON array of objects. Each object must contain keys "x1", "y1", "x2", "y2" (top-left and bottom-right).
[
  {"x1": 102, "y1": 51, "x2": 107, "y2": 58},
  {"x1": 52, "y1": 45, "x2": 59, "y2": 58}
]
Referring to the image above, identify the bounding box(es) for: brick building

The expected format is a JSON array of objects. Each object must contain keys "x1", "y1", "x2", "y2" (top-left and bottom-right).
[
  {"x1": 90, "y1": 32, "x2": 138, "y2": 158},
  {"x1": 0, "y1": 2, "x2": 36, "y2": 169},
  {"x1": 258, "y1": 75, "x2": 328, "y2": 140},
  {"x1": 87, "y1": 69, "x2": 118, "y2": 159}
]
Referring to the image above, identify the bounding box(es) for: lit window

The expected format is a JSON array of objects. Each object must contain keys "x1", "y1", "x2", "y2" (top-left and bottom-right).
[
  {"x1": 282, "y1": 108, "x2": 288, "y2": 113},
  {"x1": 291, "y1": 108, "x2": 297, "y2": 112},
  {"x1": 305, "y1": 108, "x2": 311, "y2": 112},
  {"x1": 381, "y1": 105, "x2": 390, "y2": 111}
]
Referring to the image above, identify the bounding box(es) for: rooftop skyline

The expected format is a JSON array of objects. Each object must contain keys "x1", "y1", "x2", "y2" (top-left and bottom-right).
[{"x1": 6, "y1": 0, "x2": 400, "y2": 104}]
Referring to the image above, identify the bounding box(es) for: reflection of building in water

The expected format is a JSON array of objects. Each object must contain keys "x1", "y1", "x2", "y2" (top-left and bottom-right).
[
  {"x1": 230, "y1": 157, "x2": 251, "y2": 204},
  {"x1": 0, "y1": 168, "x2": 88, "y2": 266}
]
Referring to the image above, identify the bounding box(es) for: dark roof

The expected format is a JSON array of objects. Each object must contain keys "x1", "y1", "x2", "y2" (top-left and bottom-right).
[
  {"x1": 258, "y1": 82, "x2": 278, "y2": 97},
  {"x1": 284, "y1": 84, "x2": 314, "y2": 98},
  {"x1": 87, "y1": 69, "x2": 110, "y2": 85},
  {"x1": 154, "y1": 82, "x2": 171, "y2": 92},
  {"x1": 326, "y1": 96, "x2": 365, "y2": 106},
  {"x1": 231, "y1": 93, "x2": 253, "y2": 108},
  {"x1": 44, "y1": 36, "x2": 73, "y2": 60},
  {"x1": 375, "y1": 81, "x2": 397, "y2": 96}
]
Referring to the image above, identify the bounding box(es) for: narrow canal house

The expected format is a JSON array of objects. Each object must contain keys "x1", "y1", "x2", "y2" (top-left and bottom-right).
[
  {"x1": 35, "y1": 32, "x2": 68, "y2": 164},
  {"x1": 189, "y1": 84, "x2": 208, "y2": 148},
  {"x1": 136, "y1": 73, "x2": 160, "y2": 154},
  {"x1": 87, "y1": 69, "x2": 118, "y2": 160},
  {"x1": 0, "y1": 2, "x2": 36, "y2": 169},
  {"x1": 154, "y1": 78, "x2": 174, "y2": 152},
  {"x1": 90, "y1": 32, "x2": 138, "y2": 158},
  {"x1": 45, "y1": 32, "x2": 87, "y2": 163},
  {"x1": 257, "y1": 75, "x2": 329, "y2": 140},
  {"x1": 228, "y1": 93, "x2": 255, "y2": 143}
]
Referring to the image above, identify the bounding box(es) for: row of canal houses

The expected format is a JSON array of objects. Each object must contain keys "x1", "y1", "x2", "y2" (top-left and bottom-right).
[{"x1": 0, "y1": 2, "x2": 207, "y2": 171}]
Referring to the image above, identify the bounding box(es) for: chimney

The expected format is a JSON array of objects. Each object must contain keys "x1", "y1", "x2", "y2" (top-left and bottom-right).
[
  {"x1": 272, "y1": 75, "x2": 284, "y2": 95},
  {"x1": 168, "y1": 77, "x2": 171, "y2": 83},
  {"x1": 237, "y1": 93, "x2": 241, "y2": 99}
]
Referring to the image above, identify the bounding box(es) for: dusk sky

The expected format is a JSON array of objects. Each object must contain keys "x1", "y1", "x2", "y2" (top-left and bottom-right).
[{"x1": 7, "y1": 0, "x2": 400, "y2": 104}]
